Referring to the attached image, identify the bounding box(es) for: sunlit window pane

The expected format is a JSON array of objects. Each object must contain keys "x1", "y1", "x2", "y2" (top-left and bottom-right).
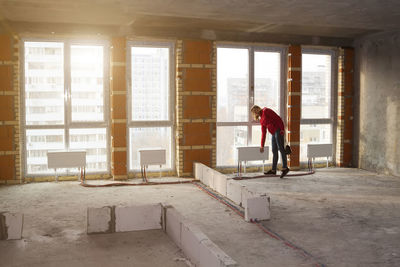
[
  {"x1": 69, "y1": 128, "x2": 107, "y2": 172},
  {"x1": 300, "y1": 124, "x2": 332, "y2": 162},
  {"x1": 129, "y1": 127, "x2": 172, "y2": 170},
  {"x1": 254, "y1": 51, "x2": 280, "y2": 112},
  {"x1": 26, "y1": 129, "x2": 64, "y2": 174},
  {"x1": 24, "y1": 41, "x2": 109, "y2": 176},
  {"x1": 71, "y1": 45, "x2": 104, "y2": 122},
  {"x1": 302, "y1": 54, "x2": 331, "y2": 119},
  {"x1": 217, "y1": 126, "x2": 247, "y2": 166},
  {"x1": 24, "y1": 42, "x2": 64, "y2": 125},
  {"x1": 217, "y1": 48, "x2": 249, "y2": 122},
  {"x1": 131, "y1": 47, "x2": 169, "y2": 121}
]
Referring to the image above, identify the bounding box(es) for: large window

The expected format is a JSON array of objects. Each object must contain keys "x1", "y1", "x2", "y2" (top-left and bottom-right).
[
  {"x1": 128, "y1": 42, "x2": 174, "y2": 171},
  {"x1": 300, "y1": 50, "x2": 335, "y2": 162},
  {"x1": 217, "y1": 46, "x2": 285, "y2": 166},
  {"x1": 23, "y1": 41, "x2": 109, "y2": 175}
]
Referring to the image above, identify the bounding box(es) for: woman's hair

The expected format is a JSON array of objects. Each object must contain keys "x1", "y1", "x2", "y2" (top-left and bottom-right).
[{"x1": 250, "y1": 105, "x2": 262, "y2": 120}]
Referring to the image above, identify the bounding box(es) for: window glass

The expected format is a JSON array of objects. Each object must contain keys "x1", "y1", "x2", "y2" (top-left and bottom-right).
[
  {"x1": 217, "y1": 48, "x2": 249, "y2": 122},
  {"x1": 26, "y1": 129, "x2": 64, "y2": 174},
  {"x1": 300, "y1": 52, "x2": 333, "y2": 162},
  {"x1": 254, "y1": 51, "x2": 280, "y2": 112},
  {"x1": 25, "y1": 42, "x2": 64, "y2": 125},
  {"x1": 71, "y1": 45, "x2": 104, "y2": 122},
  {"x1": 129, "y1": 44, "x2": 173, "y2": 171},
  {"x1": 24, "y1": 41, "x2": 109, "y2": 175},
  {"x1": 217, "y1": 47, "x2": 283, "y2": 167},
  {"x1": 217, "y1": 126, "x2": 247, "y2": 166},
  {"x1": 69, "y1": 128, "x2": 107, "y2": 172},
  {"x1": 300, "y1": 124, "x2": 332, "y2": 162},
  {"x1": 131, "y1": 47, "x2": 169, "y2": 121},
  {"x1": 302, "y1": 54, "x2": 331, "y2": 119}
]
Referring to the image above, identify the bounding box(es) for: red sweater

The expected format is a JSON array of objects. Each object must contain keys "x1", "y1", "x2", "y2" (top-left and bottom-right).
[{"x1": 260, "y1": 108, "x2": 285, "y2": 147}]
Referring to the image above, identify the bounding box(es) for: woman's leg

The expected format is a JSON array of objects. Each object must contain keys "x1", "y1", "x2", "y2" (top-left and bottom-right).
[
  {"x1": 271, "y1": 133, "x2": 278, "y2": 171},
  {"x1": 274, "y1": 130, "x2": 288, "y2": 169}
]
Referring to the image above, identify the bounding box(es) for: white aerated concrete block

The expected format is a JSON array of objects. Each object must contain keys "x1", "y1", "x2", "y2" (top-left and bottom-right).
[
  {"x1": 203, "y1": 167, "x2": 214, "y2": 188},
  {"x1": 194, "y1": 162, "x2": 204, "y2": 181},
  {"x1": 87, "y1": 206, "x2": 112, "y2": 234},
  {"x1": 242, "y1": 188, "x2": 269, "y2": 209},
  {"x1": 227, "y1": 180, "x2": 244, "y2": 206},
  {"x1": 181, "y1": 221, "x2": 208, "y2": 266},
  {"x1": 165, "y1": 206, "x2": 183, "y2": 248},
  {"x1": 115, "y1": 204, "x2": 162, "y2": 232},
  {"x1": 199, "y1": 238, "x2": 238, "y2": 267},
  {"x1": 245, "y1": 196, "x2": 271, "y2": 222},
  {"x1": 0, "y1": 212, "x2": 23, "y2": 240},
  {"x1": 214, "y1": 172, "x2": 228, "y2": 196}
]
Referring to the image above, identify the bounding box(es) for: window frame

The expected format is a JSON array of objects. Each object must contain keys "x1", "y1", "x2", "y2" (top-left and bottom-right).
[
  {"x1": 21, "y1": 38, "x2": 110, "y2": 177},
  {"x1": 300, "y1": 47, "x2": 338, "y2": 163},
  {"x1": 126, "y1": 40, "x2": 175, "y2": 172},
  {"x1": 216, "y1": 43, "x2": 287, "y2": 167}
]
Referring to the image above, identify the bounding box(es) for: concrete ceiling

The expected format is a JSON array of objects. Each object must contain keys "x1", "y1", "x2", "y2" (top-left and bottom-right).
[{"x1": 1, "y1": 0, "x2": 400, "y2": 45}]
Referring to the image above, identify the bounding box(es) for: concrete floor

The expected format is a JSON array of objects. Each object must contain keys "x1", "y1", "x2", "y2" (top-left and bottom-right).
[{"x1": 0, "y1": 168, "x2": 399, "y2": 266}]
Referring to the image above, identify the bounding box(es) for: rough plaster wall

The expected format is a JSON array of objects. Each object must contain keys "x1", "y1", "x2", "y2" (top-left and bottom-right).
[{"x1": 354, "y1": 31, "x2": 400, "y2": 176}]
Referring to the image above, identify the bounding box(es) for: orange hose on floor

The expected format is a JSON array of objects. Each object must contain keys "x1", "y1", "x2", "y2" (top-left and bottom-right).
[
  {"x1": 234, "y1": 170, "x2": 315, "y2": 180},
  {"x1": 80, "y1": 180, "x2": 198, "y2": 187}
]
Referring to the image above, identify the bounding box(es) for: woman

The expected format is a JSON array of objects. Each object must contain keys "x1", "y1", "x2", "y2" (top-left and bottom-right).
[{"x1": 251, "y1": 105, "x2": 290, "y2": 178}]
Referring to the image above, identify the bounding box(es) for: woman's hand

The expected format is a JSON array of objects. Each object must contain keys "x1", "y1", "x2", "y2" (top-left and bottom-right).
[{"x1": 260, "y1": 147, "x2": 264, "y2": 153}]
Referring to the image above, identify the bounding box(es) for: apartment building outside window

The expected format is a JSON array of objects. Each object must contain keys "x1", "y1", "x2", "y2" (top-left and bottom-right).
[
  {"x1": 127, "y1": 42, "x2": 174, "y2": 171},
  {"x1": 300, "y1": 49, "x2": 336, "y2": 162},
  {"x1": 217, "y1": 45, "x2": 286, "y2": 167},
  {"x1": 23, "y1": 40, "x2": 109, "y2": 175}
]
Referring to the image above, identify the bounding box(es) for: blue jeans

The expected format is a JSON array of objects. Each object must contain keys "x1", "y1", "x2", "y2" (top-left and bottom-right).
[{"x1": 271, "y1": 129, "x2": 288, "y2": 170}]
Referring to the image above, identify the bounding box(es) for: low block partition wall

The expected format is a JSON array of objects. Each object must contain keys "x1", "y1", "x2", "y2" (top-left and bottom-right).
[
  {"x1": 194, "y1": 162, "x2": 271, "y2": 222},
  {"x1": 87, "y1": 203, "x2": 237, "y2": 267},
  {"x1": 0, "y1": 212, "x2": 23, "y2": 240}
]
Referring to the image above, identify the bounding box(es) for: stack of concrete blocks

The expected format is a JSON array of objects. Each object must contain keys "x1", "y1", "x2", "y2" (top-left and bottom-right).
[
  {"x1": 0, "y1": 212, "x2": 23, "y2": 240},
  {"x1": 194, "y1": 162, "x2": 270, "y2": 222},
  {"x1": 87, "y1": 203, "x2": 237, "y2": 267}
]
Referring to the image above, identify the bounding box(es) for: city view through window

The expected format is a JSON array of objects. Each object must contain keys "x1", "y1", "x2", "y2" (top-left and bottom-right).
[
  {"x1": 300, "y1": 53, "x2": 333, "y2": 162},
  {"x1": 217, "y1": 48, "x2": 334, "y2": 167},
  {"x1": 24, "y1": 42, "x2": 108, "y2": 175},
  {"x1": 129, "y1": 45, "x2": 172, "y2": 170},
  {"x1": 217, "y1": 47, "x2": 281, "y2": 166},
  {"x1": 23, "y1": 42, "x2": 333, "y2": 175}
]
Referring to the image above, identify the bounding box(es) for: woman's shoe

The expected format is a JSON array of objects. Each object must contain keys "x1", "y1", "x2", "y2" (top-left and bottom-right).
[
  {"x1": 264, "y1": 169, "x2": 276, "y2": 175},
  {"x1": 280, "y1": 168, "x2": 290, "y2": 178}
]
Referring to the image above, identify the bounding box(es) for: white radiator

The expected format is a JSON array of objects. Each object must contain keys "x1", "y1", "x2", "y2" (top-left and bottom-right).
[
  {"x1": 138, "y1": 149, "x2": 166, "y2": 166},
  {"x1": 307, "y1": 144, "x2": 332, "y2": 169},
  {"x1": 138, "y1": 149, "x2": 166, "y2": 179},
  {"x1": 237, "y1": 146, "x2": 269, "y2": 174},
  {"x1": 307, "y1": 144, "x2": 332, "y2": 158},
  {"x1": 47, "y1": 150, "x2": 86, "y2": 181}
]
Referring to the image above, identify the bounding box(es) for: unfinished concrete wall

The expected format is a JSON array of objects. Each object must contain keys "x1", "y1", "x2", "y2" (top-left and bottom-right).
[{"x1": 354, "y1": 31, "x2": 400, "y2": 176}]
